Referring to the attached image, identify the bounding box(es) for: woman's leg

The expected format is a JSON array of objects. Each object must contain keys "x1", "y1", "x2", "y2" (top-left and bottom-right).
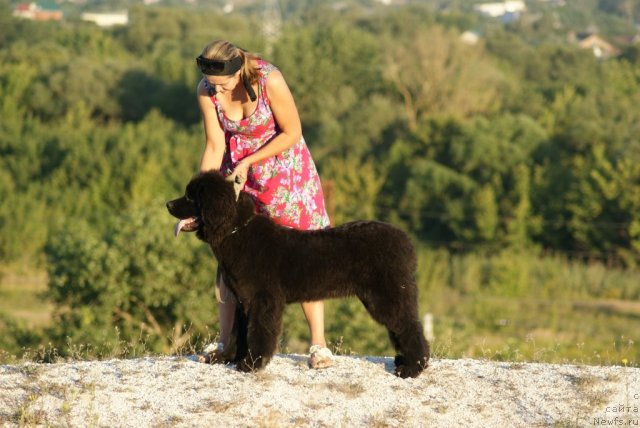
[
  {"x1": 301, "y1": 300, "x2": 327, "y2": 347},
  {"x1": 217, "y1": 276, "x2": 237, "y2": 346},
  {"x1": 199, "y1": 272, "x2": 236, "y2": 363},
  {"x1": 301, "y1": 300, "x2": 333, "y2": 368}
]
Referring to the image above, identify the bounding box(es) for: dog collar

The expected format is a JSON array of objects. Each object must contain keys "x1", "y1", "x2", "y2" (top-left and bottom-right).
[{"x1": 226, "y1": 216, "x2": 255, "y2": 238}]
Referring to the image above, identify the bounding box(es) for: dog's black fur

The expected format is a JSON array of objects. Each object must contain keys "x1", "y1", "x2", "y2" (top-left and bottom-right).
[{"x1": 166, "y1": 171, "x2": 429, "y2": 378}]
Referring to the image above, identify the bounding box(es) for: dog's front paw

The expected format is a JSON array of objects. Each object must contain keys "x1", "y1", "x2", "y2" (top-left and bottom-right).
[
  {"x1": 394, "y1": 357, "x2": 428, "y2": 379},
  {"x1": 394, "y1": 354, "x2": 405, "y2": 366}
]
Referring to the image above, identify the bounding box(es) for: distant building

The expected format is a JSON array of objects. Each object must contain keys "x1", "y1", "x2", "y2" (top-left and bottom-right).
[
  {"x1": 536, "y1": 0, "x2": 566, "y2": 5},
  {"x1": 614, "y1": 33, "x2": 640, "y2": 47},
  {"x1": 474, "y1": 1, "x2": 526, "y2": 23},
  {"x1": 570, "y1": 32, "x2": 620, "y2": 59},
  {"x1": 13, "y1": 1, "x2": 63, "y2": 21},
  {"x1": 81, "y1": 12, "x2": 129, "y2": 27},
  {"x1": 460, "y1": 31, "x2": 480, "y2": 45}
]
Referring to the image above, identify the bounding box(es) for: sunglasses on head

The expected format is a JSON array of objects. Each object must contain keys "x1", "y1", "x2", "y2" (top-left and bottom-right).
[{"x1": 196, "y1": 55, "x2": 243, "y2": 76}]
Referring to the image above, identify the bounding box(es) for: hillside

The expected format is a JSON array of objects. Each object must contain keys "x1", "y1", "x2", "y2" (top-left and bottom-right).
[{"x1": 1, "y1": 355, "x2": 638, "y2": 427}]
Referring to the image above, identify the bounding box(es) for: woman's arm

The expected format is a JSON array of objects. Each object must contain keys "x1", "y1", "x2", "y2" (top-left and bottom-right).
[
  {"x1": 197, "y1": 79, "x2": 226, "y2": 172},
  {"x1": 230, "y1": 70, "x2": 302, "y2": 180}
]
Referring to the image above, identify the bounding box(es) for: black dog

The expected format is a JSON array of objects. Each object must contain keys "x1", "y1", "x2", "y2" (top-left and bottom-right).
[{"x1": 166, "y1": 171, "x2": 429, "y2": 378}]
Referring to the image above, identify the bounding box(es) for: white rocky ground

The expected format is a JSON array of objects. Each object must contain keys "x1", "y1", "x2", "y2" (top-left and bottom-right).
[{"x1": 0, "y1": 354, "x2": 638, "y2": 427}]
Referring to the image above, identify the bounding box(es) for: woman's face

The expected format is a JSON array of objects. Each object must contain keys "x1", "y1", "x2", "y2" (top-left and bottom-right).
[{"x1": 206, "y1": 71, "x2": 240, "y2": 94}]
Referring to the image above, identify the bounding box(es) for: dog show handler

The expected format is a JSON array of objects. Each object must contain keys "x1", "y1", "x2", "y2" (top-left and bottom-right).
[{"x1": 195, "y1": 39, "x2": 333, "y2": 369}]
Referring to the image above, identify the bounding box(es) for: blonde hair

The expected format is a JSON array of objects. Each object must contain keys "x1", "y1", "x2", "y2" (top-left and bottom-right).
[{"x1": 201, "y1": 40, "x2": 261, "y2": 84}]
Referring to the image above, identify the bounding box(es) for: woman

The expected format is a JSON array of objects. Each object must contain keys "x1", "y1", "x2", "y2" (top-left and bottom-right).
[{"x1": 195, "y1": 40, "x2": 333, "y2": 369}]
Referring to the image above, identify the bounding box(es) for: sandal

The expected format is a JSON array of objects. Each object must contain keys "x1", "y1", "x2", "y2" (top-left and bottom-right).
[
  {"x1": 197, "y1": 342, "x2": 224, "y2": 364},
  {"x1": 308, "y1": 345, "x2": 333, "y2": 369}
]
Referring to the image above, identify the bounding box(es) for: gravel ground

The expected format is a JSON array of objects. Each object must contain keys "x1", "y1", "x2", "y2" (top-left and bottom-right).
[{"x1": 1, "y1": 354, "x2": 638, "y2": 427}]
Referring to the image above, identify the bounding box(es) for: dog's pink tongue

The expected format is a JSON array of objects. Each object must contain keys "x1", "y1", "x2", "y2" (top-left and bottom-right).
[{"x1": 173, "y1": 218, "x2": 192, "y2": 238}]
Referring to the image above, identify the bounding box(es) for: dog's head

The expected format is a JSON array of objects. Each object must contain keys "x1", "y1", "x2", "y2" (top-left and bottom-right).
[{"x1": 166, "y1": 170, "x2": 254, "y2": 246}]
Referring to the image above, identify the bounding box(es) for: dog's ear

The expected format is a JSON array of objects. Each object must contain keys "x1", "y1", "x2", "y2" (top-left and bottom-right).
[{"x1": 236, "y1": 192, "x2": 257, "y2": 222}]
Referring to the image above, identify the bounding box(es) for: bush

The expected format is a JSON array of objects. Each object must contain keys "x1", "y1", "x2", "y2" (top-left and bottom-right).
[{"x1": 45, "y1": 204, "x2": 218, "y2": 357}]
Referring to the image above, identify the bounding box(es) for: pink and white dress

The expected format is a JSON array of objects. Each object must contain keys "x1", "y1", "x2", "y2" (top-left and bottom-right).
[{"x1": 206, "y1": 60, "x2": 331, "y2": 230}]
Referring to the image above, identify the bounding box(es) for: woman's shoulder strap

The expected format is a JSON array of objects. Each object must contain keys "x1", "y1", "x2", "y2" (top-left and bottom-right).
[
  {"x1": 257, "y1": 60, "x2": 279, "y2": 106},
  {"x1": 258, "y1": 60, "x2": 278, "y2": 79}
]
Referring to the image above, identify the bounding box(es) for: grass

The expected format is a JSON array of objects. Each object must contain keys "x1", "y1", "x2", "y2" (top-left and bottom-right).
[
  {"x1": 1, "y1": 333, "x2": 636, "y2": 427},
  {"x1": 1, "y1": 247, "x2": 640, "y2": 367},
  {"x1": 414, "y1": 247, "x2": 640, "y2": 366},
  {"x1": 276, "y1": 247, "x2": 640, "y2": 367},
  {"x1": 325, "y1": 380, "x2": 366, "y2": 398},
  {"x1": 7, "y1": 367, "x2": 97, "y2": 426},
  {"x1": 12, "y1": 400, "x2": 47, "y2": 427},
  {"x1": 427, "y1": 290, "x2": 640, "y2": 366},
  {"x1": 279, "y1": 290, "x2": 640, "y2": 368},
  {"x1": 572, "y1": 372, "x2": 610, "y2": 408},
  {"x1": 0, "y1": 265, "x2": 51, "y2": 328}
]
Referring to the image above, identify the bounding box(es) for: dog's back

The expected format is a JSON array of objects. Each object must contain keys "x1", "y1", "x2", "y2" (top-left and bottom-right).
[{"x1": 258, "y1": 220, "x2": 417, "y2": 304}]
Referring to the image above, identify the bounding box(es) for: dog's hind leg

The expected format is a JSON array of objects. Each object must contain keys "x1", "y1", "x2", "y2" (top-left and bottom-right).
[
  {"x1": 389, "y1": 321, "x2": 430, "y2": 378},
  {"x1": 387, "y1": 331, "x2": 406, "y2": 367},
  {"x1": 236, "y1": 292, "x2": 285, "y2": 373},
  {"x1": 358, "y1": 282, "x2": 430, "y2": 378}
]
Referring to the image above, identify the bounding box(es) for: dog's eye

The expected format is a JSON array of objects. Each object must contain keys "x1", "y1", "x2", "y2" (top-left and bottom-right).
[{"x1": 186, "y1": 195, "x2": 200, "y2": 207}]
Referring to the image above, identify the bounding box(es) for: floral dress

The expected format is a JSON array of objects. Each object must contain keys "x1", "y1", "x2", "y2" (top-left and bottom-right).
[{"x1": 207, "y1": 60, "x2": 331, "y2": 230}]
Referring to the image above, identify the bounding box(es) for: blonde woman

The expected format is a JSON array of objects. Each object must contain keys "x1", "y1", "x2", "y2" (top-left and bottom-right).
[{"x1": 195, "y1": 40, "x2": 333, "y2": 369}]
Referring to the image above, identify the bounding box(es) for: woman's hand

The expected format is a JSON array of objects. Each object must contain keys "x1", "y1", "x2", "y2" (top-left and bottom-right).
[{"x1": 229, "y1": 160, "x2": 250, "y2": 190}]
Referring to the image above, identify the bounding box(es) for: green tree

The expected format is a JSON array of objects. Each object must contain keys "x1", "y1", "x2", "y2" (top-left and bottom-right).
[
  {"x1": 381, "y1": 114, "x2": 546, "y2": 245},
  {"x1": 473, "y1": 185, "x2": 498, "y2": 242},
  {"x1": 320, "y1": 155, "x2": 385, "y2": 225},
  {"x1": 272, "y1": 22, "x2": 388, "y2": 159},
  {"x1": 382, "y1": 25, "x2": 507, "y2": 131},
  {"x1": 46, "y1": 207, "x2": 217, "y2": 355}
]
